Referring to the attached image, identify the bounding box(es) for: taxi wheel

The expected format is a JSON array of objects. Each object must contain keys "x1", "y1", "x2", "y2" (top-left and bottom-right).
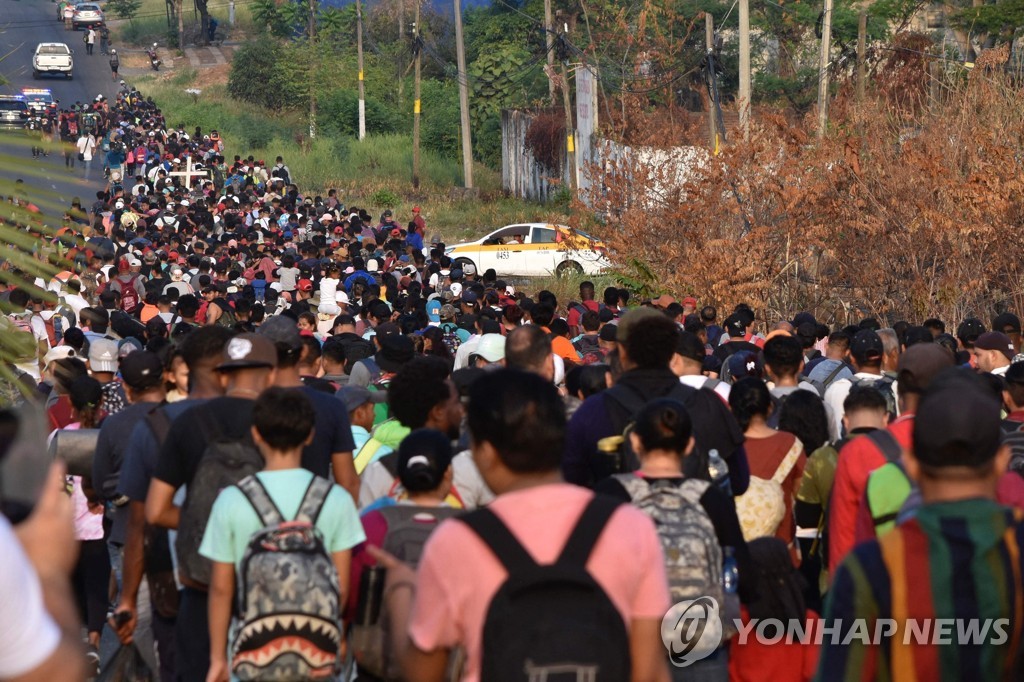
[
  {"x1": 454, "y1": 257, "x2": 476, "y2": 273},
  {"x1": 556, "y1": 260, "x2": 583, "y2": 277}
]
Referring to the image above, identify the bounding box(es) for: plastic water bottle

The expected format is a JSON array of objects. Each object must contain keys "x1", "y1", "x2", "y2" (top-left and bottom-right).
[
  {"x1": 722, "y1": 546, "x2": 739, "y2": 595},
  {"x1": 707, "y1": 449, "x2": 732, "y2": 496}
]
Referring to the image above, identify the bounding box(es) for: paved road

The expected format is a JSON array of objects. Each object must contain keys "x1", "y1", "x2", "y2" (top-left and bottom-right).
[{"x1": 0, "y1": 0, "x2": 120, "y2": 217}]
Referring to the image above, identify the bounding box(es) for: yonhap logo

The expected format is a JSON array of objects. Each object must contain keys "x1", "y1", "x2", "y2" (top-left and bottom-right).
[{"x1": 661, "y1": 596, "x2": 723, "y2": 667}]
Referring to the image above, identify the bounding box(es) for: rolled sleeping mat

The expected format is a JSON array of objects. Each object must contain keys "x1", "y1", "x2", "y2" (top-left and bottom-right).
[{"x1": 48, "y1": 428, "x2": 99, "y2": 478}]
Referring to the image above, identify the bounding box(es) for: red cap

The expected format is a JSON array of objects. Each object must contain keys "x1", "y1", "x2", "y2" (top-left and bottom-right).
[
  {"x1": 390, "y1": 228, "x2": 401, "y2": 237},
  {"x1": 412, "y1": 206, "x2": 421, "y2": 213},
  {"x1": 168, "y1": 251, "x2": 178, "y2": 260},
  {"x1": 683, "y1": 296, "x2": 698, "y2": 307},
  {"x1": 118, "y1": 258, "x2": 130, "y2": 273},
  {"x1": 297, "y1": 279, "x2": 313, "y2": 292},
  {"x1": 334, "y1": 226, "x2": 344, "y2": 234}
]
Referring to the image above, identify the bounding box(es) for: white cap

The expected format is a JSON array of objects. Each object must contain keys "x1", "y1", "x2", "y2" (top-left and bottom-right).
[
  {"x1": 335, "y1": 290, "x2": 349, "y2": 305},
  {"x1": 366, "y1": 259, "x2": 379, "y2": 273}
]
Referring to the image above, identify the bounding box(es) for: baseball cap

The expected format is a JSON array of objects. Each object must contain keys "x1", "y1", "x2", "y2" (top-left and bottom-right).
[
  {"x1": 44, "y1": 346, "x2": 76, "y2": 366},
  {"x1": 462, "y1": 291, "x2": 479, "y2": 305},
  {"x1": 88, "y1": 338, "x2": 120, "y2": 373},
  {"x1": 913, "y1": 369, "x2": 1002, "y2": 469},
  {"x1": 682, "y1": 296, "x2": 698, "y2": 308},
  {"x1": 297, "y1": 279, "x2": 313, "y2": 293},
  {"x1": 449, "y1": 283, "x2": 464, "y2": 299},
  {"x1": 896, "y1": 343, "x2": 954, "y2": 394},
  {"x1": 120, "y1": 350, "x2": 164, "y2": 390},
  {"x1": 974, "y1": 331, "x2": 1016, "y2": 361},
  {"x1": 374, "y1": 322, "x2": 401, "y2": 338},
  {"x1": 993, "y1": 312, "x2": 1022, "y2": 335},
  {"x1": 850, "y1": 329, "x2": 884, "y2": 362},
  {"x1": 727, "y1": 350, "x2": 763, "y2": 381},
  {"x1": 439, "y1": 304, "x2": 456, "y2": 321},
  {"x1": 463, "y1": 263, "x2": 477, "y2": 276},
  {"x1": 724, "y1": 315, "x2": 746, "y2": 339},
  {"x1": 336, "y1": 385, "x2": 386, "y2": 412},
  {"x1": 426, "y1": 300, "x2": 441, "y2": 323},
  {"x1": 257, "y1": 315, "x2": 302, "y2": 352},
  {"x1": 216, "y1": 333, "x2": 278, "y2": 371},
  {"x1": 599, "y1": 324, "x2": 618, "y2": 342},
  {"x1": 475, "y1": 334, "x2": 506, "y2": 363},
  {"x1": 675, "y1": 330, "x2": 706, "y2": 363},
  {"x1": 957, "y1": 318, "x2": 986, "y2": 346}
]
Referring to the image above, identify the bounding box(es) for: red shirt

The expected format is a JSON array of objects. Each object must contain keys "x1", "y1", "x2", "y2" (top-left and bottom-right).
[
  {"x1": 745, "y1": 431, "x2": 806, "y2": 543},
  {"x1": 828, "y1": 413, "x2": 914, "y2": 573},
  {"x1": 729, "y1": 608, "x2": 820, "y2": 682}
]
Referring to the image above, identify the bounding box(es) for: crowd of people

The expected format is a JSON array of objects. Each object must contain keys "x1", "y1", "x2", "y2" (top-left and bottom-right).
[{"x1": 1, "y1": 84, "x2": 1024, "y2": 682}]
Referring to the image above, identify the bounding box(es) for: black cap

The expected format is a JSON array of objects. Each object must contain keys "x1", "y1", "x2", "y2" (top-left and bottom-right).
[
  {"x1": 724, "y1": 315, "x2": 746, "y2": 338},
  {"x1": 256, "y1": 315, "x2": 301, "y2": 351},
  {"x1": 957, "y1": 318, "x2": 986, "y2": 346},
  {"x1": 993, "y1": 312, "x2": 1022, "y2": 335},
  {"x1": 913, "y1": 369, "x2": 1001, "y2": 469},
  {"x1": 376, "y1": 334, "x2": 415, "y2": 373},
  {"x1": 675, "y1": 331, "x2": 706, "y2": 363},
  {"x1": 850, "y1": 329, "x2": 884, "y2": 362},
  {"x1": 598, "y1": 324, "x2": 618, "y2": 342},
  {"x1": 119, "y1": 350, "x2": 164, "y2": 390}
]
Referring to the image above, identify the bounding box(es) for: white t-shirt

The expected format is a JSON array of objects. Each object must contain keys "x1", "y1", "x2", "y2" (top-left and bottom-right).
[
  {"x1": 823, "y1": 372, "x2": 900, "y2": 442},
  {"x1": 0, "y1": 516, "x2": 62, "y2": 677},
  {"x1": 680, "y1": 374, "x2": 731, "y2": 402},
  {"x1": 76, "y1": 135, "x2": 96, "y2": 161}
]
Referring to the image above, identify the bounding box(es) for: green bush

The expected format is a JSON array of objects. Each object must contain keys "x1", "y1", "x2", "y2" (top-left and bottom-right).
[
  {"x1": 419, "y1": 80, "x2": 460, "y2": 159},
  {"x1": 228, "y1": 41, "x2": 302, "y2": 110},
  {"x1": 369, "y1": 188, "x2": 400, "y2": 209},
  {"x1": 318, "y1": 89, "x2": 401, "y2": 138}
]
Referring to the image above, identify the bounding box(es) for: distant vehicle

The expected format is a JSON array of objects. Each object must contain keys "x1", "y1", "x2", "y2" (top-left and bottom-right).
[
  {"x1": 33, "y1": 43, "x2": 74, "y2": 80},
  {"x1": 71, "y1": 3, "x2": 104, "y2": 29},
  {"x1": 0, "y1": 96, "x2": 29, "y2": 128},
  {"x1": 20, "y1": 88, "x2": 57, "y2": 113},
  {"x1": 445, "y1": 223, "x2": 612, "y2": 277}
]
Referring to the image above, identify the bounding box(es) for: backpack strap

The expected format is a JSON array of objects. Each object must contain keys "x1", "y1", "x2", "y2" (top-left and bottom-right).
[
  {"x1": 460, "y1": 508, "x2": 538, "y2": 573},
  {"x1": 865, "y1": 429, "x2": 902, "y2": 463},
  {"x1": 821, "y1": 361, "x2": 847, "y2": 388},
  {"x1": 557, "y1": 495, "x2": 622, "y2": 567},
  {"x1": 145, "y1": 404, "x2": 173, "y2": 444},
  {"x1": 770, "y1": 437, "x2": 805, "y2": 485},
  {"x1": 237, "y1": 475, "x2": 285, "y2": 527},
  {"x1": 295, "y1": 476, "x2": 332, "y2": 525}
]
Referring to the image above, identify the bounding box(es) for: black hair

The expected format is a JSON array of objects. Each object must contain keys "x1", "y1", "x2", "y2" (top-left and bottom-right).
[
  {"x1": 531, "y1": 303, "x2": 555, "y2": 328},
  {"x1": 633, "y1": 398, "x2": 693, "y2": 454},
  {"x1": 179, "y1": 325, "x2": 235, "y2": 370},
  {"x1": 52, "y1": 357, "x2": 89, "y2": 394},
  {"x1": 177, "y1": 294, "x2": 200, "y2": 318},
  {"x1": 746, "y1": 537, "x2": 807, "y2": 622},
  {"x1": 397, "y1": 428, "x2": 454, "y2": 493},
  {"x1": 728, "y1": 376, "x2": 772, "y2": 431},
  {"x1": 252, "y1": 387, "x2": 315, "y2": 450},
  {"x1": 603, "y1": 286, "x2": 619, "y2": 307},
  {"x1": 777, "y1": 390, "x2": 830, "y2": 453},
  {"x1": 923, "y1": 318, "x2": 945, "y2": 334},
  {"x1": 700, "y1": 305, "x2": 717, "y2": 323},
  {"x1": 505, "y1": 325, "x2": 552, "y2": 373},
  {"x1": 622, "y1": 314, "x2": 679, "y2": 369},
  {"x1": 827, "y1": 330, "x2": 851, "y2": 351},
  {"x1": 763, "y1": 335, "x2": 804, "y2": 378},
  {"x1": 581, "y1": 310, "x2": 600, "y2": 332},
  {"x1": 388, "y1": 356, "x2": 452, "y2": 429},
  {"x1": 467, "y1": 369, "x2": 564, "y2": 473},
  {"x1": 566, "y1": 363, "x2": 609, "y2": 399},
  {"x1": 69, "y1": 375, "x2": 103, "y2": 427},
  {"x1": 843, "y1": 384, "x2": 889, "y2": 413},
  {"x1": 321, "y1": 336, "x2": 347, "y2": 365}
]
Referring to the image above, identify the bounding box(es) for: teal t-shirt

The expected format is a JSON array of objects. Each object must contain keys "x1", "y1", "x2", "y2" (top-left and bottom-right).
[{"x1": 199, "y1": 469, "x2": 365, "y2": 567}]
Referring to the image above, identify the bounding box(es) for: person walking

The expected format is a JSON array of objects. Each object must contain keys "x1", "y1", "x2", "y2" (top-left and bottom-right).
[
  {"x1": 76, "y1": 130, "x2": 96, "y2": 180},
  {"x1": 63, "y1": 3, "x2": 74, "y2": 30},
  {"x1": 109, "y1": 49, "x2": 119, "y2": 81},
  {"x1": 85, "y1": 27, "x2": 96, "y2": 55},
  {"x1": 99, "y1": 24, "x2": 110, "y2": 55}
]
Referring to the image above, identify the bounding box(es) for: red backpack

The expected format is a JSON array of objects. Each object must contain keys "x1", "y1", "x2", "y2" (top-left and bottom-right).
[{"x1": 120, "y1": 275, "x2": 142, "y2": 312}]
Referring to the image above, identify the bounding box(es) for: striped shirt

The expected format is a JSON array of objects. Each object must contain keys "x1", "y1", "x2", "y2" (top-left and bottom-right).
[{"x1": 817, "y1": 498, "x2": 1024, "y2": 681}]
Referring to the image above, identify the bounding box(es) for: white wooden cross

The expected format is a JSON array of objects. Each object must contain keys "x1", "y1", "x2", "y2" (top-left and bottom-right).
[{"x1": 168, "y1": 157, "x2": 208, "y2": 189}]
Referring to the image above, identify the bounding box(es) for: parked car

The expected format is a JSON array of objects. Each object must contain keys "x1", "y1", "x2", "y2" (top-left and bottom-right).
[
  {"x1": 71, "y1": 3, "x2": 104, "y2": 29},
  {"x1": 0, "y1": 96, "x2": 29, "y2": 128},
  {"x1": 32, "y1": 43, "x2": 74, "y2": 80},
  {"x1": 444, "y1": 223, "x2": 612, "y2": 277}
]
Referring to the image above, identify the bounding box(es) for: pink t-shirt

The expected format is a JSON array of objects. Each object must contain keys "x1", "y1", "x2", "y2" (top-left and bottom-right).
[{"x1": 408, "y1": 483, "x2": 670, "y2": 681}]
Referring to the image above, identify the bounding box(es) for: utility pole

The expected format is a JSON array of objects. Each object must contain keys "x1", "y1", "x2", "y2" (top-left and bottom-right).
[
  {"x1": 544, "y1": 0, "x2": 555, "y2": 102},
  {"x1": 412, "y1": 1, "x2": 421, "y2": 188},
  {"x1": 816, "y1": 0, "x2": 833, "y2": 138},
  {"x1": 398, "y1": 0, "x2": 404, "y2": 108},
  {"x1": 356, "y1": 0, "x2": 366, "y2": 140},
  {"x1": 705, "y1": 14, "x2": 718, "y2": 151},
  {"x1": 557, "y1": 29, "x2": 576, "y2": 196},
  {"x1": 453, "y1": 0, "x2": 473, "y2": 188},
  {"x1": 856, "y1": 12, "x2": 866, "y2": 103},
  {"x1": 308, "y1": 0, "x2": 317, "y2": 140},
  {"x1": 738, "y1": 0, "x2": 751, "y2": 140}
]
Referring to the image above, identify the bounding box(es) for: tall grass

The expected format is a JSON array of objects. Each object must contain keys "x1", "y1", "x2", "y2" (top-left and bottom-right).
[{"x1": 114, "y1": 0, "x2": 253, "y2": 46}]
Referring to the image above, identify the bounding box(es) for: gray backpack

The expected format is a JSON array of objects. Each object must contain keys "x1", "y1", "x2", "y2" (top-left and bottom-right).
[
  {"x1": 351, "y1": 505, "x2": 459, "y2": 680},
  {"x1": 175, "y1": 414, "x2": 263, "y2": 586},
  {"x1": 612, "y1": 476, "x2": 731, "y2": 633},
  {"x1": 230, "y1": 475, "x2": 341, "y2": 681}
]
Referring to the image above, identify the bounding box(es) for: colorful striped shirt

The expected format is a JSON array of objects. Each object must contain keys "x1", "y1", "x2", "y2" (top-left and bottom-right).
[{"x1": 816, "y1": 498, "x2": 1024, "y2": 681}]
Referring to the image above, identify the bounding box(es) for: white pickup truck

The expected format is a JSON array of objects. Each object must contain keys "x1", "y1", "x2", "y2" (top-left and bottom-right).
[{"x1": 33, "y1": 43, "x2": 74, "y2": 80}]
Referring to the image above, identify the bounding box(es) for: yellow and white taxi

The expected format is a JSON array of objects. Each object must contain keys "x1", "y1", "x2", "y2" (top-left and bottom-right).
[{"x1": 444, "y1": 223, "x2": 612, "y2": 277}]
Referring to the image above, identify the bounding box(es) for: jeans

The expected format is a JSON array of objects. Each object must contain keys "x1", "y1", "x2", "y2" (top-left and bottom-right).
[
  {"x1": 670, "y1": 646, "x2": 729, "y2": 682},
  {"x1": 83, "y1": 157, "x2": 92, "y2": 179},
  {"x1": 175, "y1": 587, "x2": 209, "y2": 682},
  {"x1": 152, "y1": 602, "x2": 177, "y2": 682}
]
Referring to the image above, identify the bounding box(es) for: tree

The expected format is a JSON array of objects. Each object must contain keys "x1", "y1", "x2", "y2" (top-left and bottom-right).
[{"x1": 105, "y1": 0, "x2": 142, "y2": 27}]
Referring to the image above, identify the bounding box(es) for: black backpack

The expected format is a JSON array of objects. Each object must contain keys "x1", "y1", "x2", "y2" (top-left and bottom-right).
[
  {"x1": 460, "y1": 496, "x2": 631, "y2": 682},
  {"x1": 175, "y1": 411, "x2": 263, "y2": 585}
]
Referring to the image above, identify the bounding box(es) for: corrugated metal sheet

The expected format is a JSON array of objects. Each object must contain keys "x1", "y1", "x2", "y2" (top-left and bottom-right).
[{"x1": 501, "y1": 109, "x2": 573, "y2": 202}]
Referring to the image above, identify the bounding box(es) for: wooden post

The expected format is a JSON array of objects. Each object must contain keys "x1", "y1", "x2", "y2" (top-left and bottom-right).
[
  {"x1": 856, "y1": 12, "x2": 866, "y2": 103},
  {"x1": 544, "y1": 0, "x2": 555, "y2": 102},
  {"x1": 356, "y1": 0, "x2": 365, "y2": 140},
  {"x1": 738, "y1": 0, "x2": 751, "y2": 140},
  {"x1": 557, "y1": 31, "x2": 576, "y2": 196},
  {"x1": 412, "y1": 1, "x2": 421, "y2": 188},
  {"x1": 705, "y1": 14, "x2": 718, "y2": 151},
  {"x1": 816, "y1": 0, "x2": 833, "y2": 138},
  {"x1": 397, "y1": 0, "x2": 404, "y2": 108},
  {"x1": 454, "y1": 0, "x2": 473, "y2": 188},
  {"x1": 308, "y1": 0, "x2": 317, "y2": 140}
]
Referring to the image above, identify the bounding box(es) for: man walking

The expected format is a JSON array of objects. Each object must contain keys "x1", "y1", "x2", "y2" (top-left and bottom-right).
[
  {"x1": 99, "y1": 24, "x2": 110, "y2": 55},
  {"x1": 109, "y1": 49, "x2": 120, "y2": 81},
  {"x1": 85, "y1": 26, "x2": 96, "y2": 55}
]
